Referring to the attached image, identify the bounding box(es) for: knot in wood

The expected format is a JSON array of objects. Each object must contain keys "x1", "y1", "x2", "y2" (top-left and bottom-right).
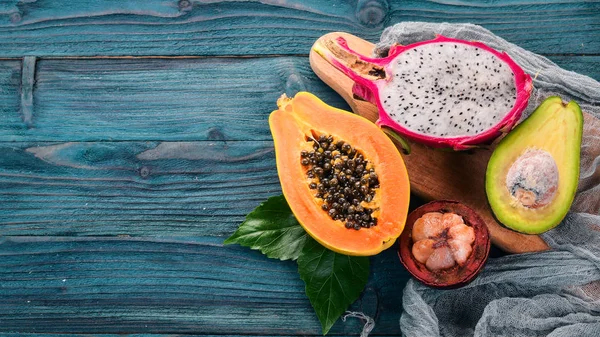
[
  {"x1": 178, "y1": 0, "x2": 192, "y2": 11},
  {"x1": 139, "y1": 166, "x2": 151, "y2": 178},
  {"x1": 10, "y1": 12, "x2": 21, "y2": 24},
  {"x1": 355, "y1": 0, "x2": 389, "y2": 27},
  {"x1": 207, "y1": 128, "x2": 226, "y2": 142}
]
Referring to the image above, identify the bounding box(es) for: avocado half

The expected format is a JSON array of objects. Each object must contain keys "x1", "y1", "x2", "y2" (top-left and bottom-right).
[{"x1": 485, "y1": 96, "x2": 583, "y2": 234}]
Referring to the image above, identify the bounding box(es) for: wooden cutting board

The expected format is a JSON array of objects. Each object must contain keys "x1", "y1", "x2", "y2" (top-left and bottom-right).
[{"x1": 310, "y1": 32, "x2": 565, "y2": 254}]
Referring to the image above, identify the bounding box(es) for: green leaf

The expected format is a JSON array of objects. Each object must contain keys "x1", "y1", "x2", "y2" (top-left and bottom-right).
[
  {"x1": 223, "y1": 195, "x2": 309, "y2": 261},
  {"x1": 298, "y1": 238, "x2": 370, "y2": 335}
]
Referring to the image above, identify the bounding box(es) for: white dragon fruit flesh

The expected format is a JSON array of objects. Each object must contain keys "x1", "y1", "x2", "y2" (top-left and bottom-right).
[{"x1": 314, "y1": 35, "x2": 533, "y2": 150}]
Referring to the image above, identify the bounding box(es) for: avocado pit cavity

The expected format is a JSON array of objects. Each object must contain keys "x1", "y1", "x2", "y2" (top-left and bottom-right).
[
  {"x1": 505, "y1": 148, "x2": 559, "y2": 209},
  {"x1": 411, "y1": 212, "x2": 475, "y2": 271}
]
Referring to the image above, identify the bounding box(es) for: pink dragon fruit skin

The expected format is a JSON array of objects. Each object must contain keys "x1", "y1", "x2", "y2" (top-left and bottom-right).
[{"x1": 315, "y1": 35, "x2": 533, "y2": 150}]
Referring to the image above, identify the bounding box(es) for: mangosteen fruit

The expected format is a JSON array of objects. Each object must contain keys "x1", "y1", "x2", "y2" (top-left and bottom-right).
[{"x1": 398, "y1": 200, "x2": 491, "y2": 289}]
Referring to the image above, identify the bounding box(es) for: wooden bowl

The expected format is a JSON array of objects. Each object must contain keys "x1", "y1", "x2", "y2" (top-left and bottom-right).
[{"x1": 398, "y1": 200, "x2": 491, "y2": 289}]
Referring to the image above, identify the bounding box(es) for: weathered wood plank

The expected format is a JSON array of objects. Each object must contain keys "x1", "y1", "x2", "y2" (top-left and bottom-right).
[
  {"x1": 19, "y1": 56, "x2": 36, "y2": 128},
  {"x1": 0, "y1": 0, "x2": 597, "y2": 57},
  {"x1": 0, "y1": 332, "x2": 326, "y2": 337},
  {"x1": 548, "y1": 55, "x2": 600, "y2": 85},
  {"x1": 0, "y1": 60, "x2": 21, "y2": 135},
  {"x1": 0, "y1": 141, "x2": 280, "y2": 237},
  {"x1": 0, "y1": 57, "x2": 348, "y2": 142},
  {"x1": 0, "y1": 236, "x2": 408, "y2": 335},
  {"x1": 1, "y1": 56, "x2": 599, "y2": 143},
  {"x1": 388, "y1": 1, "x2": 600, "y2": 55}
]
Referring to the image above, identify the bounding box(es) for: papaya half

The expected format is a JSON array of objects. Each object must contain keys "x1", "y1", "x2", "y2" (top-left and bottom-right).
[{"x1": 269, "y1": 92, "x2": 410, "y2": 256}]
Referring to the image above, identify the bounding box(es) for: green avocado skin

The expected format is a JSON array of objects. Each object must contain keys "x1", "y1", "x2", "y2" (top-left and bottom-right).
[{"x1": 485, "y1": 96, "x2": 583, "y2": 234}]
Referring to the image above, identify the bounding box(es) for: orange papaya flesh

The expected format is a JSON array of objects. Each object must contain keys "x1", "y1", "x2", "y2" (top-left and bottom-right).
[{"x1": 269, "y1": 92, "x2": 410, "y2": 256}]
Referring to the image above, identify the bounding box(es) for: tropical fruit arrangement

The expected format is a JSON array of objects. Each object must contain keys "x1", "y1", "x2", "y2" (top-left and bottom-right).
[{"x1": 226, "y1": 32, "x2": 583, "y2": 334}]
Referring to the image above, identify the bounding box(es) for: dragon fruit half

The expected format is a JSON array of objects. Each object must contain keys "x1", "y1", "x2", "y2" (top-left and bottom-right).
[{"x1": 313, "y1": 35, "x2": 533, "y2": 150}]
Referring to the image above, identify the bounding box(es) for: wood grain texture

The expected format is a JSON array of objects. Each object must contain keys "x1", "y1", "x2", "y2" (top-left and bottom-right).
[
  {"x1": 0, "y1": 60, "x2": 21, "y2": 130},
  {"x1": 0, "y1": 1, "x2": 598, "y2": 335},
  {"x1": 309, "y1": 32, "x2": 555, "y2": 253},
  {"x1": 549, "y1": 56, "x2": 600, "y2": 84},
  {"x1": 0, "y1": 56, "x2": 598, "y2": 143},
  {"x1": 0, "y1": 57, "x2": 348, "y2": 142},
  {"x1": 0, "y1": 141, "x2": 279, "y2": 236},
  {"x1": 19, "y1": 56, "x2": 35, "y2": 128},
  {"x1": 0, "y1": 0, "x2": 597, "y2": 57},
  {"x1": 0, "y1": 236, "x2": 408, "y2": 335}
]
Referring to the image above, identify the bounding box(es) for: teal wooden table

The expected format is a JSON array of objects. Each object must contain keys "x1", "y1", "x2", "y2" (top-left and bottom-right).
[{"x1": 1, "y1": 1, "x2": 599, "y2": 335}]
